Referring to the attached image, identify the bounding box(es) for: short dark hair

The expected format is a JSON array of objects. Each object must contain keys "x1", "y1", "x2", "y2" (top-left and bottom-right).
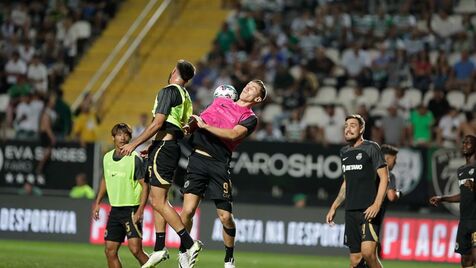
[
  {"x1": 381, "y1": 144, "x2": 399, "y2": 156},
  {"x1": 252, "y1": 79, "x2": 267, "y2": 101},
  {"x1": 345, "y1": 114, "x2": 365, "y2": 128},
  {"x1": 111, "y1": 123, "x2": 132, "y2": 137},
  {"x1": 176, "y1": 59, "x2": 196, "y2": 82}
]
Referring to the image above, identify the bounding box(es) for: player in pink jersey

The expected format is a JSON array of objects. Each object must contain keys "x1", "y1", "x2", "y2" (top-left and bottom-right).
[{"x1": 178, "y1": 80, "x2": 266, "y2": 268}]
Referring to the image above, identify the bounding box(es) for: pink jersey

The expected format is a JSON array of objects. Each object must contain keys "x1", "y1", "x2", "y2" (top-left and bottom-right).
[{"x1": 200, "y1": 97, "x2": 255, "y2": 152}]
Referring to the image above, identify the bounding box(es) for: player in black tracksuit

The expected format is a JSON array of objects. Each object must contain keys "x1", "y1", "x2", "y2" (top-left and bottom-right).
[
  {"x1": 430, "y1": 135, "x2": 476, "y2": 268},
  {"x1": 326, "y1": 114, "x2": 389, "y2": 268}
]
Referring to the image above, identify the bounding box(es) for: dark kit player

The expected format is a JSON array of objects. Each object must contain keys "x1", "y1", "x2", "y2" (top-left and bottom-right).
[
  {"x1": 179, "y1": 80, "x2": 267, "y2": 268},
  {"x1": 93, "y1": 123, "x2": 150, "y2": 268},
  {"x1": 430, "y1": 135, "x2": 476, "y2": 268},
  {"x1": 326, "y1": 114, "x2": 389, "y2": 268}
]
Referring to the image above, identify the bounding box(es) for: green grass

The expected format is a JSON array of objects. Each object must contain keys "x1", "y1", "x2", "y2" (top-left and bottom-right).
[{"x1": 0, "y1": 239, "x2": 455, "y2": 268}]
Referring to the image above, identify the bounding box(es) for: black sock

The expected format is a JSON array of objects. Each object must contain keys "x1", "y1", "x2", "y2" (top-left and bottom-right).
[
  {"x1": 154, "y1": 232, "x2": 166, "y2": 251},
  {"x1": 224, "y1": 246, "x2": 234, "y2": 262},
  {"x1": 179, "y1": 244, "x2": 187, "y2": 253},
  {"x1": 177, "y1": 228, "x2": 194, "y2": 249}
]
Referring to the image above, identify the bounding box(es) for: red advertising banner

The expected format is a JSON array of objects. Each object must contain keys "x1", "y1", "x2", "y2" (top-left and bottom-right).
[
  {"x1": 381, "y1": 217, "x2": 460, "y2": 263},
  {"x1": 89, "y1": 204, "x2": 200, "y2": 248}
]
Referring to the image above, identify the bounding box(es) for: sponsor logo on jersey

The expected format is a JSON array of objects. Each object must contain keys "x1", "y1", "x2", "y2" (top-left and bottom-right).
[
  {"x1": 342, "y1": 164, "x2": 363, "y2": 171},
  {"x1": 356, "y1": 153, "x2": 362, "y2": 160}
]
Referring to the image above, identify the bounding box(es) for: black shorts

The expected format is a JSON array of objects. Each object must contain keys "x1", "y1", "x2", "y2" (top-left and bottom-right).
[
  {"x1": 184, "y1": 152, "x2": 233, "y2": 204},
  {"x1": 455, "y1": 219, "x2": 476, "y2": 254},
  {"x1": 344, "y1": 209, "x2": 383, "y2": 253},
  {"x1": 146, "y1": 140, "x2": 180, "y2": 187},
  {"x1": 105, "y1": 206, "x2": 142, "y2": 242}
]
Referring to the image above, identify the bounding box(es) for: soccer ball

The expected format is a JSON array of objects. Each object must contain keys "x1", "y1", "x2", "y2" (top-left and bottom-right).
[{"x1": 213, "y1": 84, "x2": 238, "y2": 101}]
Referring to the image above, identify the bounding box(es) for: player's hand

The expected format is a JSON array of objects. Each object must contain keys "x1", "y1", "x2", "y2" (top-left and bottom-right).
[
  {"x1": 429, "y1": 196, "x2": 442, "y2": 206},
  {"x1": 193, "y1": 115, "x2": 208, "y2": 129},
  {"x1": 132, "y1": 210, "x2": 143, "y2": 223},
  {"x1": 363, "y1": 203, "x2": 380, "y2": 220},
  {"x1": 120, "y1": 143, "x2": 136, "y2": 156},
  {"x1": 463, "y1": 179, "x2": 475, "y2": 192},
  {"x1": 326, "y1": 208, "x2": 336, "y2": 226},
  {"x1": 92, "y1": 205, "x2": 100, "y2": 221}
]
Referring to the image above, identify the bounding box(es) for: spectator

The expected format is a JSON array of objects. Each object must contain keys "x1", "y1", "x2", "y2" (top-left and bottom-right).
[
  {"x1": 18, "y1": 182, "x2": 42, "y2": 196},
  {"x1": 132, "y1": 113, "x2": 151, "y2": 153},
  {"x1": 284, "y1": 109, "x2": 306, "y2": 142},
  {"x1": 8, "y1": 75, "x2": 31, "y2": 98},
  {"x1": 341, "y1": 43, "x2": 370, "y2": 79},
  {"x1": 436, "y1": 107, "x2": 464, "y2": 148},
  {"x1": 37, "y1": 93, "x2": 57, "y2": 175},
  {"x1": 53, "y1": 89, "x2": 73, "y2": 139},
  {"x1": 430, "y1": 9, "x2": 463, "y2": 51},
  {"x1": 293, "y1": 193, "x2": 307, "y2": 208},
  {"x1": 392, "y1": 4, "x2": 416, "y2": 36},
  {"x1": 317, "y1": 104, "x2": 345, "y2": 145},
  {"x1": 4, "y1": 51, "x2": 27, "y2": 89},
  {"x1": 371, "y1": 44, "x2": 391, "y2": 89},
  {"x1": 255, "y1": 122, "x2": 283, "y2": 142},
  {"x1": 27, "y1": 54, "x2": 48, "y2": 94},
  {"x1": 18, "y1": 39, "x2": 35, "y2": 63},
  {"x1": 428, "y1": 88, "x2": 450, "y2": 122},
  {"x1": 450, "y1": 50, "x2": 475, "y2": 94},
  {"x1": 410, "y1": 51, "x2": 432, "y2": 92},
  {"x1": 69, "y1": 173, "x2": 95, "y2": 199},
  {"x1": 306, "y1": 47, "x2": 335, "y2": 82},
  {"x1": 216, "y1": 22, "x2": 236, "y2": 53},
  {"x1": 432, "y1": 52, "x2": 451, "y2": 91},
  {"x1": 378, "y1": 105, "x2": 406, "y2": 146},
  {"x1": 14, "y1": 93, "x2": 43, "y2": 140},
  {"x1": 72, "y1": 94, "x2": 99, "y2": 144},
  {"x1": 409, "y1": 104, "x2": 434, "y2": 147}
]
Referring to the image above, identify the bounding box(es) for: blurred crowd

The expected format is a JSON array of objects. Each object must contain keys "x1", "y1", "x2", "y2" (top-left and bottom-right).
[
  {"x1": 189, "y1": 0, "x2": 476, "y2": 148},
  {"x1": 0, "y1": 0, "x2": 120, "y2": 144}
]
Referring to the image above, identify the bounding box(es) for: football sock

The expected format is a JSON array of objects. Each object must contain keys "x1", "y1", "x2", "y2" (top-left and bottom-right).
[
  {"x1": 177, "y1": 228, "x2": 194, "y2": 249},
  {"x1": 154, "y1": 232, "x2": 166, "y2": 251},
  {"x1": 224, "y1": 246, "x2": 234, "y2": 262}
]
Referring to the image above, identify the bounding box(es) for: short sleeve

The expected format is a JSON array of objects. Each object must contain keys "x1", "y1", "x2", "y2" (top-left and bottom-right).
[
  {"x1": 239, "y1": 115, "x2": 258, "y2": 137},
  {"x1": 154, "y1": 86, "x2": 182, "y2": 115},
  {"x1": 369, "y1": 143, "x2": 387, "y2": 171},
  {"x1": 134, "y1": 156, "x2": 145, "y2": 181}
]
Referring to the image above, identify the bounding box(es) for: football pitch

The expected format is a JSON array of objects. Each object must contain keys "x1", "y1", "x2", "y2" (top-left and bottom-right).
[{"x1": 0, "y1": 240, "x2": 455, "y2": 268}]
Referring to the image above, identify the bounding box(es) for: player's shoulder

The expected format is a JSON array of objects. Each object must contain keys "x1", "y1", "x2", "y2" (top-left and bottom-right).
[
  {"x1": 362, "y1": 140, "x2": 380, "y2": 149},
  {"x1": 340, "y1": 145, "x2": 351, "y2": 155}
]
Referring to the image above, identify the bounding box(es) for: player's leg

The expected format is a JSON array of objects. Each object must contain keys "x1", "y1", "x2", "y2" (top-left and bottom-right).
[
  {"x1": 148, "y1": 141, "x2": 200, "y2": 251},
  {"x1": 149, "y1": 185, "x2": 194, "y2": 247},
  {"x1": 345, "y1": 210, "x2": 366, "y2": 268},
  {"x1": 350, "y1": 253, "x2": 366, "y2": 268},
  {"x1": 104, "y1": 209, "x2": 126, "y2": 268},
  {"x1": 461, "y1": 253, "x2": 474, "y2": 268},
  {"x1": 127, "y1": 238, "x2": 149, "y2": 265},
  {"x1": 361, "y1": 241, "x2": 381, "y2": 268},
  {"x1": 181, "y1": 193, "x2": 202, "y2": 232},
  {"x1": 215, "y1": 202, "x2": 236, "y2": 267},
  {"x1": 153, "y1": 209, "x2": 167, "y2": 251},
  {"x1": 105, "y1": 241, "x2": 122, "y2": 268},
  {"x1": 455, "y1": 221, "x2": 474, "y2": 268},
  {"x1": 472, "y1": 231, "x2": 476, "y2": 267},
  {"x1": 361, "y1": 219, "x2": 382, "y2": 268}
]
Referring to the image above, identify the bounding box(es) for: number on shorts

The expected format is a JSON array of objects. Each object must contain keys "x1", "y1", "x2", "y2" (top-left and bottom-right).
[
  {"x1": 223, "y1": 182, "x2": 229, "y2": 194},
  {"x1": 125, "y1": 222, "x2": 131, "y2": 233},
  {"x1": 148, "y1": 166, "x2": 152, "y2": 178}
]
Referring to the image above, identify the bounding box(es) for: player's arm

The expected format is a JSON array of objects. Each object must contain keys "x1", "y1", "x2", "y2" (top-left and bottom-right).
[
  {"x1": 429, "y1": 193, "x2": 461, "y2": 206},
  {"x1": 121, "y1": 87, "x2": 180, "y2": 155},
  {"x1": 93, "y1": 178, "x2": 107, "y2": 220},
  {"x1": 387, "y1": 188, "x2": 401, "y2": 202},
  {"x1": 364, "y1": 166, "x2": 389, "y2": 220},
  {"x1": 326, "y1": 179, "x2": 346, "y2": 225},
  {"x1": 195, "y1": 114, "x2": 256, "y2": 141},
  {"x1": 126, "y1": 113, "x2": 166, "y2": 150}
]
